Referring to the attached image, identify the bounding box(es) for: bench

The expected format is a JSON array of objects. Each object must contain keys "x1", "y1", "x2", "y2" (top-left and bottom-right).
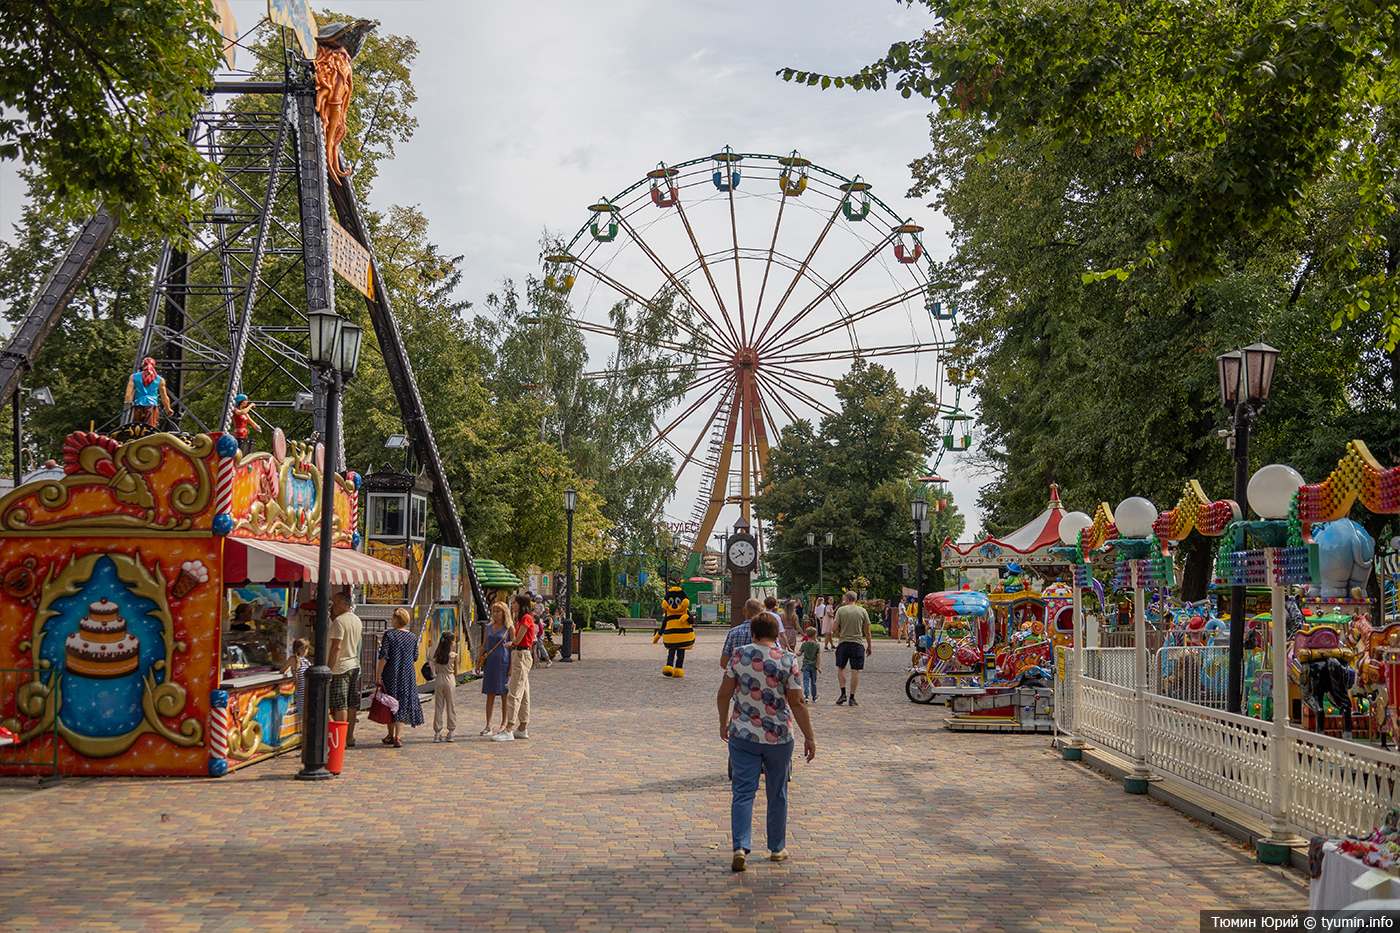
[{"x1": 615, "y1": 618, "x2": 655, "y2": 635}]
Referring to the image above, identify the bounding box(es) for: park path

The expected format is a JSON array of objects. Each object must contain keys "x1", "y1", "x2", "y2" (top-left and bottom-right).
[{"x1": 0, "y1": 628, "x2": 1305, "y2": 932}]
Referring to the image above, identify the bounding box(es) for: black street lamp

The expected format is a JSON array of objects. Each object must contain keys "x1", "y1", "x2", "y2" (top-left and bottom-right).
[
  {"x1": 562, "y1": 488, "x2": 577, "y2": 662},
  {"x1": 806, "y1": 531, "x2": 833, "y2": 601},
  {"x1": 297, "y1": 310, "x2": 363, "y2": 782},
  {"x1": 1217, "y1": 341, "x2": 1280, "y2": 714},
  {"x1": 911, "y1": 498, "x2": 929, "y2": 642},
  {"x1": 12, "y1": 383, "x2": 54, "y2": 486}
]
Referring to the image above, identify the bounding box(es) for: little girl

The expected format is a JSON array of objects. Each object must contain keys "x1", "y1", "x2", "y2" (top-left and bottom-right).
[
  {"x1": 799, "y1": 626, "x2": 822, "y2": 701},
  {"x1": 280, "y1": 638, "x2": 310, "y2": 713},
  {"x1": 431, "y1": 631, "x2": 459, "y2": 742}
]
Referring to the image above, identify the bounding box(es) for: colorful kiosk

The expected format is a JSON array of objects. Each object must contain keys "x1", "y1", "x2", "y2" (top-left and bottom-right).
[
  {"x1": 0, "y1": 427, "x2": 407, "y2": 776},
  {"x1": 934, "y1": 487, "x2": 1075, "y2": 732}
]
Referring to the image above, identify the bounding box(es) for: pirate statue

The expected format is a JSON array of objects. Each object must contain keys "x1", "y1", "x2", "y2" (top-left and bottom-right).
[{"x1": 124, "y1": 357, "x2": 174, "y2": 428}]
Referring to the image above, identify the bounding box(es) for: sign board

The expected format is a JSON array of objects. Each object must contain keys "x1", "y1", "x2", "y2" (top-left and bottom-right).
[
  {"x1": 329, "y1": 218, "x2": 374, "y2": 298},
  {"x1": 267, "y1": 0, "x2": 317, "y2": 60},
  {"x1": 440, "y1": 546, "x2": 460, "y2": 602},
  {"x1": 700, "y1": 604, "x2": 718, "y2": 623},
  {"x1": 211, "y1": 0, "x2": 238, "y2": 69}
]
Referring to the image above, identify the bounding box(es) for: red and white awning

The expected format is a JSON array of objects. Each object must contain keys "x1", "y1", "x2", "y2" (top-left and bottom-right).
[
  {"x1": 942, "y1": 485, "x2": 1071, "y2": 568},
  {"x1": 223, "y1": 538, "x2": 410, "y2": 586}
]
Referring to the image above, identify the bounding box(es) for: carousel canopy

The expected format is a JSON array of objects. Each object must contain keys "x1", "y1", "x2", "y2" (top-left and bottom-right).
[
  {"x1": 473, "y1": 558, "x2": 522, "y2": 588},
  {"x1": 224, "y1": 538, "x2": 410, "y2": 586},
  {"x1": 942, "y1": 485, "x2": 1070, "y2": 570}
]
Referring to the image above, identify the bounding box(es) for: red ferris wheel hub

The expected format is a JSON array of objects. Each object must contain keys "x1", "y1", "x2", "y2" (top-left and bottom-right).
[{"x1": 734, "y1": 348, "x2": 760, "y2": 368}]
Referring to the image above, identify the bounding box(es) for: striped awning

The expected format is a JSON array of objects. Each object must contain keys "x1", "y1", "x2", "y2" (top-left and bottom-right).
[{"x1": 223, "y1": 538, "x2": 411, "y2": 586}]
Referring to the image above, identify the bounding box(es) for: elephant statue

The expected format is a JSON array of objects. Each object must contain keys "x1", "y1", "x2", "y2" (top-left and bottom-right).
[{"x1": 1313, "y1": 518, "x2": 1375, "y2": 599}]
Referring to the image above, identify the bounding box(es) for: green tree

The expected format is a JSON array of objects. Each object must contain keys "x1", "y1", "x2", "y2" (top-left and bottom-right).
[
  {"x1": 780, "y1": 0, "x2": 1400, "y2": 346},
  {"x1": 0, "y1": 0, "x2": 222, "y2": 237},
  {"x1": 758, "y1": 361, "x2": 962, "y2": 600},
  {"x1": 599, "y1": 557, "x2": 614, "y2": 600}
]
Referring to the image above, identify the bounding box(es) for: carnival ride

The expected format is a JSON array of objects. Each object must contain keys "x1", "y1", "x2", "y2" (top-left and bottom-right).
[
  {"x1": 0, "y1": 12, "x2": 490, "y2": 625},
  {"x1": 541, "y1": 149, "x2": 966, "y2": 561}
]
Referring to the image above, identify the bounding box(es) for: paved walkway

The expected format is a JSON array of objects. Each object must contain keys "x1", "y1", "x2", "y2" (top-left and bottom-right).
[{"x1": 1, "y1": 629, "x2": 1306, "y2": 932}]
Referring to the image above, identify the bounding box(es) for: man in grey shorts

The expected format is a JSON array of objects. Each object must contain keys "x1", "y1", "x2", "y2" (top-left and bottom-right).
[
  {"x1": 326, "y1": 590, "x2": 363, "y2": 747},
  {"x1": 832, "y1": 591, "x2": 872, "y2": 706}
]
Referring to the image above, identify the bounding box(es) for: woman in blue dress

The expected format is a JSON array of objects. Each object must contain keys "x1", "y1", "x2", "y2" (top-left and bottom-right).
[
  {"x1": 476, "y1": 602, "x2": 512, "y2": 736},
  {"x1": 374, "y1": 608, "x2": 424, "y2": 747}
]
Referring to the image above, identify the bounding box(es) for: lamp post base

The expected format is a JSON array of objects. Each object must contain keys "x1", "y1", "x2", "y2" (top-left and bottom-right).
[
  {"x1": 559, "y1": 657, "x2": 574, "y2": 663},
  {"x1": 1061, "y1": 747, "x2": 1083, "y2": 761},
  {"x1": 295, "y1": 767, "x2": 335, "y2": 781}
]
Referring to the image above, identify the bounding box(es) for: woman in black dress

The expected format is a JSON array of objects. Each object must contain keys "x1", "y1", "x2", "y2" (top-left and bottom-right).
[{"x1": 374, "y1": 608, "x2": 424, "y2": 747}]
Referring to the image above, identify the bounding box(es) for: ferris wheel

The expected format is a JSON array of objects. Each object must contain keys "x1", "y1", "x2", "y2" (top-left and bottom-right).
[{"x1": 543, "y1": 148, "x2": 965, "y2": 556}]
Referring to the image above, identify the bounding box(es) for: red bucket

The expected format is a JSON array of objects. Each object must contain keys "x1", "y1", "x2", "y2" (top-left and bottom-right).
[{"x1": 327, "y1": 720, "x2": 347, "y2": 775}]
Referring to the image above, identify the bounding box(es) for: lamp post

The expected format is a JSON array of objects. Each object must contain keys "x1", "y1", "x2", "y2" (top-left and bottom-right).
[
  {"x1": 1113, "y1": 495, "x2": 1158, "y2": 793},
  {"x1": 806, "y1": 531, "x2": 833, "y2": 604},
  {"x1": 562, "y1": 488, "x2": 577, "y2": 662},
  {"x1": 1217, "y1": 341, "x2": 1280, "y2": 713},
  {"x1": 911, "y1": 498, "x2": 929, "y2": 642},
  {"x1": 12, "y1": 383, "x2": 53, "y2": 486},
  {"x1": 1055, "y1": 510, "x2": 1095, "y2": 759},
  {"x1": 298, "y1": 310, "x2": 363, "y2": 782},
  {"x1": 713, "y1": 532, "x2": 728, "y2": 622}
]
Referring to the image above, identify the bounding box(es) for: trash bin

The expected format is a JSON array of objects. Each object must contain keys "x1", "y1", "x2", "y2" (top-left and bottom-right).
[
  {"x1": 570, "y1": 630, "x2": 581, "y2": 659},
  {"x1": 327, "y1": 720, "x2": 347, "y2": 775}
]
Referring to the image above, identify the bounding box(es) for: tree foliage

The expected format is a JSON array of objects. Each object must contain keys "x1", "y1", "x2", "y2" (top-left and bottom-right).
[
  {"x1": 779, "y1": 0, "x2": 1400, "y2": 347},
  {"x1": 758, "y1": 361, "x2": 964, "y2": 599},
  {"x1": 0, "y1": 0, "x2": 223, "y2": 238}
]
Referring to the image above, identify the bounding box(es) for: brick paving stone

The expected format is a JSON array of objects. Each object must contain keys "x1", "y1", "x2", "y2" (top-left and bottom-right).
[{"x1": 0, "y1": 628, "x2": 1305, "y2": 930}]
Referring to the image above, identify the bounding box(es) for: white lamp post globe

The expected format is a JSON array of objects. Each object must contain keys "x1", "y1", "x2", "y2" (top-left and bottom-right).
[
  {"x1": 1114, "y1": 497, "x2": 1159, "y2": 538},
  {"x1": 1247, "y1": 464, "x2": 1305, "y2": 520},
  {"x1": 1058, "y1": 511, "x2": 1093, "y2": 546}
]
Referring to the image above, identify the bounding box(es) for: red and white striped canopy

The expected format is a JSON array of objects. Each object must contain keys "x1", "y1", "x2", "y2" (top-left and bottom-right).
[{"x1": 223, "y1": 538, "x2": 410, "y2": 586}]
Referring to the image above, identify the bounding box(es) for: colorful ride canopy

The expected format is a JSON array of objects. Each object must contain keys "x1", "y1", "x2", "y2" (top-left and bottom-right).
[{"x1": 924, "y1": 590, "x2": 992, "y2": 618}]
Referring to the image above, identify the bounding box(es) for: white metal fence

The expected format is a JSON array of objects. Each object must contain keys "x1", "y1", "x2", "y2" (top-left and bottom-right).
[{"x1": 1056, "y1": 641, "x2": 1400, "y2": 839}]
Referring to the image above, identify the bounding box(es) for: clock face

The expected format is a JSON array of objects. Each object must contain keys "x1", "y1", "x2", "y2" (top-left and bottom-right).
[{"x1": 727, "y1": 538, "x2": 756, "y2": 569}]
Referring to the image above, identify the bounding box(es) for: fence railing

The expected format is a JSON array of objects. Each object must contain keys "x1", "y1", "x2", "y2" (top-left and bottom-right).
[
  {"x1": 1286, "y1": 726, "x2": 1400, "y2": 838},
  {"x1": 0, "y1": 669, "x2": 58, "y2": 777},
  {"x1": 1147, "y1": 694, "x2": 1271, "y2": 817},
  {"x1": 1058, "y1": 639, "x2": 1400, "y2": 840},
  {"x1": 1078, "y1": 678, "x2": 1135, "y2": 755}
]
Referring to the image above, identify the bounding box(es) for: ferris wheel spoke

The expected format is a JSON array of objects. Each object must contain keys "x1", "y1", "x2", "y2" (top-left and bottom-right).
[
  {"x1": 611, "y1": 212, "x2": 739, "y2": 354},
  {"x1": 728, "y1": 186, "x2": 747, "y2": 345},
  {"x1": 764, "y1": 376, "x2": 838, "y2": 419},
  {"x1": 761, "y1": 376, "x2": 802, "y2": 424},
  {"x1": 762, "y1": 362, "x2": 837, "y2": 389},
  {"x1": 684, "y1": 382, "x2": 744, "y2": 554},
  {"x1": 647, "y1": 381, "x2": 735, "y2": 522},
  {"x1": 751, "y1": 198, "x2": 847, "y2": 348},
  {"x1": 758, "y1": 229, "x2": 899, "y2": 352},
  {"x1": 751, "y1": 183, "x2": 793, "y2": 329},
  {"x1": 578, "y1": 359, "x2": 728, "y2": 381},
  {"x1": 569, "y1": 258, "x2": 719, "y2": 354},
  {"x1": 670, "y1": 197, "x2": 744, "y2": 349},
  {"x1": 777, "y1": 342, "x2": 952, "y2": 366},
  {"x1": 762, "y1": 284, "x2": 929, "y2": 356},
  {"x1": 618, "y1": 369, "x2": 733, "y2": 471},
  {"x1": 562, "y1": 313, "x2": 720, "y2": 362}
]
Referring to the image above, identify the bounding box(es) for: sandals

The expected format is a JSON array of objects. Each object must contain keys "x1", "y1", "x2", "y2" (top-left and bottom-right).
[
  {"x1": 479, "y1": 727, "x2": 493, "y2": 736},
  {"x1": 392, "y1": 738, "x2": 403, "y2": 748},
  {"x1": 381, "y1": 736, "x2": 394, "y2": 745}
]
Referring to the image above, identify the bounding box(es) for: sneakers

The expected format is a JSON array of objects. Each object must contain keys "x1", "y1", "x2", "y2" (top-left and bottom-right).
[
  {"x1": 445, "y1": 733, "x2": 455, "y2": 743},
  {"x1": 848, "y1": 696, "x2": 859, "y2": 707},
  {"x1": 836, "y1": 694, "x2": 848, "y2": 706},
  {"x1": 433, "y1": 733, "x2": 443, "y2": 743},
  {"x1": 769, "y1": 849, "x2": 789, "y2": 862},
  {"x1": 513, "y1": 729, "x2": 530, "y2": 739},
  {"x1": 491, "y1": 731, "x2": 515, "y2": 742},
  {"x1": 731, "y1": 850, "x2": 747, "y2": 872}
]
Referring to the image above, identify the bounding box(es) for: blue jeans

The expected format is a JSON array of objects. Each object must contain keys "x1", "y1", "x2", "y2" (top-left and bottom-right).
[
  {"x1": 802, "y1": 665, "x2": 818, "y2": 698},
  {"x1": 729, "y1": 735, "x2": 792, "y2": 854}
]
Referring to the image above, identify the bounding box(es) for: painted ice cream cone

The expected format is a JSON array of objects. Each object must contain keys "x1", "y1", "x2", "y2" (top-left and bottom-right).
[{"x1": 172, "y1": 559, "x2": 208, "y2": 598}]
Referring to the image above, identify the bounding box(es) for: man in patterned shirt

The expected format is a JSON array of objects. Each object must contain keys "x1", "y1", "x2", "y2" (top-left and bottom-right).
[
  {"x1": 716, "y1": 610, "x2": 817, "y2": 872},
  {"x1": 718, "y1": 597, "x2": 761, "y2": 669}
]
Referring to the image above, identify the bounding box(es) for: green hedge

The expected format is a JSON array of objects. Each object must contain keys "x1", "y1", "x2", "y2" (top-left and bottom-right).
[{"x1": 571, "y1": 597, "x2": 629, "y2": 628}]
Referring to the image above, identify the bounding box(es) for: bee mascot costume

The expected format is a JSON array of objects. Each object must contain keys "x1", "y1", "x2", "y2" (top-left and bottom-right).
[{"x1": 655, "y1": 584, "x2": 694, "y2": 677}]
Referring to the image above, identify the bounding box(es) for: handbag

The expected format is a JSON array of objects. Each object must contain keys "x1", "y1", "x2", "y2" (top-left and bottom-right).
[
  {"x1": 368, "y1": 686, "x2": 399, "y2": 725},
  {"x1": 421, "y1": 660, "x2": 434, "y2": 681}
]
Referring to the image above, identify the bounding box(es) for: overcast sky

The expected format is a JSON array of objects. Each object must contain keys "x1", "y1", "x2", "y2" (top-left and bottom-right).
[{"x1": 0, "y1": 0, "x2": 997, "y2": 537}]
